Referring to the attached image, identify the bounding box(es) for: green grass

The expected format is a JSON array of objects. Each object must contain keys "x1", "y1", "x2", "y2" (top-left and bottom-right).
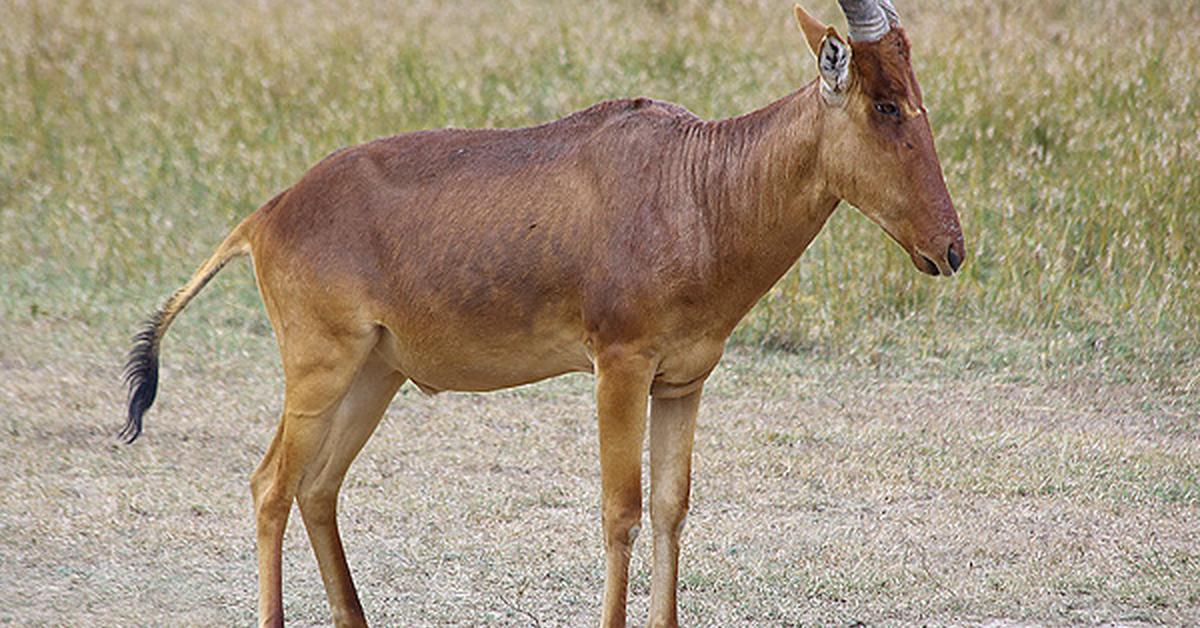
[{"x1": 1, "y1": 0, "x2": 1197, "y2": 385}]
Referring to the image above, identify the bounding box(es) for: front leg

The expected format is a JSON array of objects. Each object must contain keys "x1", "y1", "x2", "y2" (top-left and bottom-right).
[
  {"x1": 594, "y1": 347, "x2": 655, "y2": 628},
  {"x1": 647, "y1": 387, "x2": 701, "y2": 628}
]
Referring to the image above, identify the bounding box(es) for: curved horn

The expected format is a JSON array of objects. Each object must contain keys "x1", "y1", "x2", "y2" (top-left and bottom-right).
[
  {"x1": 837, "y1": 0, "x2": 890, "y2": 42},
  {"x1": 878, "y1": 0, "x2": 901, "y2": 27}
]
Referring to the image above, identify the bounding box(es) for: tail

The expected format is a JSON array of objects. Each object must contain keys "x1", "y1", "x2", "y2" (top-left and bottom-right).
[{"x1": 121, "y1": 220, "x2": 254, "y2": 443}]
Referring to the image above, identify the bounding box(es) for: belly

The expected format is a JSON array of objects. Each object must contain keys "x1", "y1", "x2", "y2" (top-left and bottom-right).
[{"x1": 374, "y1": 315, "x2": 593, "y2": 394}]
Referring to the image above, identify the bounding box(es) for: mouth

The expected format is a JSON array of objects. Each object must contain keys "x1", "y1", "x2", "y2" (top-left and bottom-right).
[{"x1": 867, "y1": 213, "x2": 964, "y2": 278}]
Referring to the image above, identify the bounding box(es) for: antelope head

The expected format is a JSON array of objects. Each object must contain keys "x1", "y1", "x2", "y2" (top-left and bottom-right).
[{"x1": 796, "y1": 0, "x2": 965, "y2": 276}]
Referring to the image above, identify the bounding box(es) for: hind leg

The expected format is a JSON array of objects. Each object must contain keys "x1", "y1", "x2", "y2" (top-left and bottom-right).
[
  {"x1": 251, "y1": 421, "x2": 289, "y2": 627},
  {"x1": 249, "y1": 326, "x2": 381, "y2": 627},
  {"x1": 296, "y1": 348, "x2": 405, "y2": 627}
]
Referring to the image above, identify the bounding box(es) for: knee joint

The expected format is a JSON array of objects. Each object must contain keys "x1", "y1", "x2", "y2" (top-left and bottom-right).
[
  {"x1": 603, "y1": 507, "x2": 643, "y2": 545},
  {"x1": 652, "y1": 500, "x2": 689, "y2": 537},
  {"x1": 296, "y1": 484, "x2": 339, "y2": 525}
]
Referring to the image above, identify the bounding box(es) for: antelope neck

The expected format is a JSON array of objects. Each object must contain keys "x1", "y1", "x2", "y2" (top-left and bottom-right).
[{"x1": 677, "y1": 80, "x2": 840, "y2": 314}]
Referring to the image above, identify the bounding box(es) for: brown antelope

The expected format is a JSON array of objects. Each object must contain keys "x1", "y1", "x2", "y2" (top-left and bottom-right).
[{"x1": 122, "y1": 1, "x2": 963, "y2": 626}]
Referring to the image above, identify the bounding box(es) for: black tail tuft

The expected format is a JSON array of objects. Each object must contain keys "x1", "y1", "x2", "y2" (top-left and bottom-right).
[{"x1": 121, "y1": 312, "x2": 164, "y2": 443}]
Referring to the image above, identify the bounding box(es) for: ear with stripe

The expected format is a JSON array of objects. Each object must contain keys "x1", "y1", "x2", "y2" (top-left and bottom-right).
[{"x1": 794, "y1": 4, "x2": 852, "y2": 101}]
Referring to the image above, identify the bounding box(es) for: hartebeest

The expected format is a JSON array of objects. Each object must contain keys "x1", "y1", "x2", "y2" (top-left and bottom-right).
[{"x1": 123, "y1": 1, "x2": 963, "y2": 626}]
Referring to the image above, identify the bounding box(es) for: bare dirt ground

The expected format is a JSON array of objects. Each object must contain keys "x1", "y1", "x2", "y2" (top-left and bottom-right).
[{"x1": 1, "y1": 319, "x2": 1196, "y2": 626}]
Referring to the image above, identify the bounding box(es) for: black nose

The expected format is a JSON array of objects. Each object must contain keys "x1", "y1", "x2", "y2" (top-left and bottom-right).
[{"x1": 947, "y1": 244, "x2": 962, "y2": 272}]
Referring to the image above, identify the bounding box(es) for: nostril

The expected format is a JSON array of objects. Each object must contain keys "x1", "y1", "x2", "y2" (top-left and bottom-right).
[
  {"x1": 921, "y1": 254, "x2": 940, "y2": 276},
  {"x1": 947, "y1": 245, "x2": 962, "y2": 272}
]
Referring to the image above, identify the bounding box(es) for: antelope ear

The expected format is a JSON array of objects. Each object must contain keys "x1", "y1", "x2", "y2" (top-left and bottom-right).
[
  {"x1": 793, "y1": 4, "x2": 827, "y2": 57},
  {"x1": 815, "y1": 28, "x2": 852, "y2": 96}
]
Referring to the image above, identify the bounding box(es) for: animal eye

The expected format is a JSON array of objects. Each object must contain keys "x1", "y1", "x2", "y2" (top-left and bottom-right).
[{"x1": 874, "y1": 101, "x2": 900, "y2": 116}]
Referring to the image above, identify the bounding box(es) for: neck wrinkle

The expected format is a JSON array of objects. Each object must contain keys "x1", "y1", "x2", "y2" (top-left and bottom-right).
[{"x1": 680, "y1": 82, "x2": 837, "y2": 312}]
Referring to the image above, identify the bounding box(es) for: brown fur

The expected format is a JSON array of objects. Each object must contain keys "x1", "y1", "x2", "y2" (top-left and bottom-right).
[{"x1": 123, "y1": 5, "x2": 963, "y2": 627}]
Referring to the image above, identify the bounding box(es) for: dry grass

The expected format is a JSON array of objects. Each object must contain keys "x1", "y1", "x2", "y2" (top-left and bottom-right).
[{"x1": 1, "y1": 321, "x2": 1197, "y2": 625}]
